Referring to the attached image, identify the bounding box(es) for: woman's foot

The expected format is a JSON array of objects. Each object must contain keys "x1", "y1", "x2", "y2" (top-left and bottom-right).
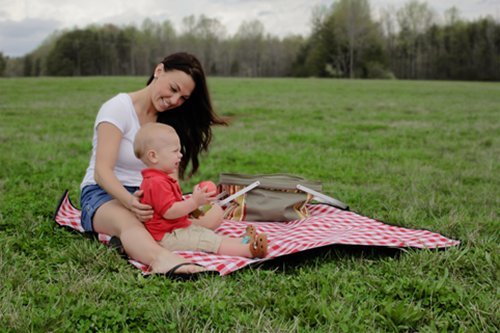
[
  {"x1": 164, "y1": 263, "x2": 219, "y2": 281},
  {"x1": 150, "y1": 253, "x2": 209, "y2": 274}
]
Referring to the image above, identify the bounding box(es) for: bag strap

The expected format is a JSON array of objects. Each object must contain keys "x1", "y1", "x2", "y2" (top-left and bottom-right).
[
  {"x1": 217, "y1": 180, "x2": 349, "y2": 211},
  {"x1": 296, "y1": 184, "x2": 349, "y2": 210},
  {"x1": 217, "y1": 180, "x2": 261, "y2": 207}
]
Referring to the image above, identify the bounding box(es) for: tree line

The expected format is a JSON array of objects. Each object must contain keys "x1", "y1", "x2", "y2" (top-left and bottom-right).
[
  {"x1": 1, "y1": 0, "x2": 499, "y2": 81},
  {"x1": 293, "y1": 0, "x2": 499, "y2": 80},
  {"x1": 2, "y1": 16, "x2": 303, "y2": 78}
]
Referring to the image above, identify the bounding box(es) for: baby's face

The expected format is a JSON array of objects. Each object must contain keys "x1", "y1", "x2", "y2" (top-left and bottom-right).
[{"x1": 155, "y1": 133, "x2": 182, "y2": 174}]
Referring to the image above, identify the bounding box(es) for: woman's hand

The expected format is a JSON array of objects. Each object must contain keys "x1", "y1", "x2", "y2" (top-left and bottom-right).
[{"x1": 129, "y1": 190, "x2": 153, "y2": 222}]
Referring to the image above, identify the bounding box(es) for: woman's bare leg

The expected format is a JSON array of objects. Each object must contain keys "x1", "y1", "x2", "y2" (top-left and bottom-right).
[{"x1": 93, "y1": 200, "x2": 206, "y2": 274}]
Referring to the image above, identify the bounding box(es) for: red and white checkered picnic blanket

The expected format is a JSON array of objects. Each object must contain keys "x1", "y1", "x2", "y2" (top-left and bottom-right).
[{"x1": 54, "y1": 191, "x2": 459, "y2": 276}]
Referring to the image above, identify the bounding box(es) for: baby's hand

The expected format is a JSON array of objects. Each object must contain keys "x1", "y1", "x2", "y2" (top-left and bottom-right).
[{"x1": 191, "y1": 184, "x2": 216, "y2": 206}]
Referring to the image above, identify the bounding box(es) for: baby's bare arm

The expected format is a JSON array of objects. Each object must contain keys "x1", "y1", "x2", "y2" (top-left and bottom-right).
[
  {"x1": 162, "y1": 198, "x2": 198, "y2": 219},
  {"x1": 163, "y1": 185, "x2": 214, "y2": 219}
]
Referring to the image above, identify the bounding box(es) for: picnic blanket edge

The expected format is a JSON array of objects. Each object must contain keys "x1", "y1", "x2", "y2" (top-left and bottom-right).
[{"x1": 52, "y1": 190, "x2": 461, "y2": 276}]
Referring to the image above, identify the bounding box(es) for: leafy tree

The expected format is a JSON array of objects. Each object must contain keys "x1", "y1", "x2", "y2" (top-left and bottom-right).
[
  {"x1": 395, "y1": 0, "x2": 437, "y2": 78},
  {"x1": 23, "y1": 55, "x2": 33, "y2": 76},
  {"x1": 0, "y1": 52, "x2": 7, "y2": 76},
  {"x1": 47, "y1": 28, "x2": 104, "y2": 76},
  {"x1": 293, "y1": 0, "x2": 386, "y2": 78},
  {"x1": 181, "y1": 15, "x2": 226, "y2": 75},
  {"x1": 234, "y1": 20, "x2": 265, "y2": 76},
  {"x1": 334, "y1": 0, "x2": 377, "y2": 77}
]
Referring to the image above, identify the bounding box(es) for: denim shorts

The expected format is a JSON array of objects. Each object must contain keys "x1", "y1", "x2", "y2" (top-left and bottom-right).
[{"x1": 80, "y1": 184, "x2": 139, "y2": 232}]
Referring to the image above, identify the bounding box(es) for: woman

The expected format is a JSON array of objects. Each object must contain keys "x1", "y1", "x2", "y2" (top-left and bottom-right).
[{"x1": 79, "y1": 52, "x2": 226, "y2": 277}]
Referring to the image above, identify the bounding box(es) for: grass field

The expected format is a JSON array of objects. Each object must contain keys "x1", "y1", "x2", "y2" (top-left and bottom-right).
[{"x1": 0, "y1": 77, "x2": 498, "y2": 332}]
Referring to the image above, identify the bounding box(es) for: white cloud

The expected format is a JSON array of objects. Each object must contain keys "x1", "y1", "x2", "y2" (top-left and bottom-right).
[{"x1": 0, "y1": 17, "x2": 60, "y2": 56}]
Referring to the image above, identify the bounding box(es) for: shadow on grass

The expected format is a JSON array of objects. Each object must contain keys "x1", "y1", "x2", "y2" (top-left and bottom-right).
[{"x1": 251, "y1": 244, "x2": 404, "y2": 273}]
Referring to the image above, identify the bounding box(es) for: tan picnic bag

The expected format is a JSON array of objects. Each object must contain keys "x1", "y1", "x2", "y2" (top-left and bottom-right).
[{"x1": 218, "y1": 173, "x2": 347, "y2": 222}]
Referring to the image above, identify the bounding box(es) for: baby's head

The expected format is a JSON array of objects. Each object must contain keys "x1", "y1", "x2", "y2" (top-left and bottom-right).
[{"x1": 134, "y1": 123, "x2": 182, "y2": 171}]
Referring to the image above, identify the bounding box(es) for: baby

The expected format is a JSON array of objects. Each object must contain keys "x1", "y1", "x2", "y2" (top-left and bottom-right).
[{"x1": 133, "y1": 122, "x2": 268, "y2": 258}]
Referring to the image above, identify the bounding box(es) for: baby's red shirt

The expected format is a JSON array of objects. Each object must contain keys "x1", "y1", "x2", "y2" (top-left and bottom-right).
[{"x1": 140, "y1": 168, "x2": 191, "y2": 241}]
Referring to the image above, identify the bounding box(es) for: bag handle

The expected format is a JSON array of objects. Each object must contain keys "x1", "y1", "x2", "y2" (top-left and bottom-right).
[
  {"x1": 217, "y1": 180, "x2": 348, "y2": 211},
  {"x1": 217, "y1": 181, "x2": 261, "y2": 207},
  {"x1": 296, "y1": 184, "x2": 349, "y2": 210}
]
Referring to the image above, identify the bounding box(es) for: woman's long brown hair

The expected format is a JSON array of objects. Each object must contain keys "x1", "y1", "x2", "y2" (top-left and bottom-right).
[{"x1": 147, "y1": 52, "x2": 227, "y2": 179}]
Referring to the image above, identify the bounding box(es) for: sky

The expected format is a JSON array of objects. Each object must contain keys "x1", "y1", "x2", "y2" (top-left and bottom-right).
[{"x1": 1, "y1": 0, "x2": 499, "y2": 57}]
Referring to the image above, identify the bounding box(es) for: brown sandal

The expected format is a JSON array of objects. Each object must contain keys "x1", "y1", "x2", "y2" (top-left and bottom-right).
[
  {"x1": 242, "y1": 225, "x2": 257, "y2": 243},
  {"x1": 249, "y1": 233, "x2": 268, "y2": 258}
]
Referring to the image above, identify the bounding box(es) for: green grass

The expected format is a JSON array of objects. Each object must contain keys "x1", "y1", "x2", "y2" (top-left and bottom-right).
[{"x1": 0, "y1": 77, "x2": 498, "y2": 332}]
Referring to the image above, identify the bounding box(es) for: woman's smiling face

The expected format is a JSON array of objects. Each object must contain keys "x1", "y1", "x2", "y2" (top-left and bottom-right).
[{"x1": 151, "y1": 65, "x2": 195, "y2": 112}]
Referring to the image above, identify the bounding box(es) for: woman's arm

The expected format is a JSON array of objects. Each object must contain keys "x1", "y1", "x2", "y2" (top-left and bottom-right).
[{"x1": 94, "y1": 122, "x2": 151, "y2": 219}]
